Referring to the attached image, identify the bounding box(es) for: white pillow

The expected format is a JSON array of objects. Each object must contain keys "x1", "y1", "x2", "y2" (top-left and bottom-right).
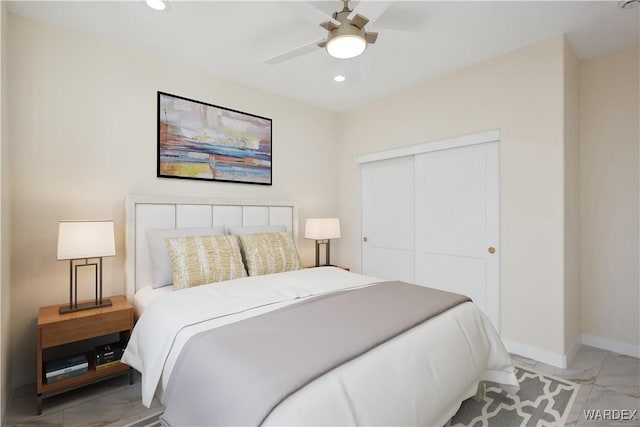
[
  {"x1": 146, "y1": 227, "x2": 226, "y2": 288},
  {"x1": 227, "y1": 225, "x2": 286, "y2": 235}
]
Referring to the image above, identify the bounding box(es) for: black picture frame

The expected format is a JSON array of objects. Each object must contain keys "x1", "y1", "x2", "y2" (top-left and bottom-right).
[{"x1": 157, "y1": 91, "x2": 272, "y2": 185}]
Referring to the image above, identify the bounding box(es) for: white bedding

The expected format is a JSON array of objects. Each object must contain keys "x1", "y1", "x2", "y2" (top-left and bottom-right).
[
  {"x1": 132, "y1": 285, "x2": 173, "y2": 318},
  {"x1": 122, "y1": 267, "x2": 518, "y2": 425}
]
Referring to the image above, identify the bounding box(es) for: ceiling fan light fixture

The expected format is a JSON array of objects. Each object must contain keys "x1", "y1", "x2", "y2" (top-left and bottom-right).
[{"x1": 327, "y1": 34, "x2": 367, "y2": 59}]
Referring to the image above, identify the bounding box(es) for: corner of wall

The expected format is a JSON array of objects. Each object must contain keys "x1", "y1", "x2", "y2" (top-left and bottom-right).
[
  {"x1": 0, "y1": 2, "x2": 11, "y2": 423},
  {"x1": 562, "y1": 35, "x2": 581, "y2": 355}
]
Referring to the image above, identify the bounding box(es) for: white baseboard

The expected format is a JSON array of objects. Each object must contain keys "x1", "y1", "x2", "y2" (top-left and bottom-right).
[
  {"x1": 502, "y1": 339, "x2": 567, "y2": 368},
  {"x1": 504, "y1": 335, "x2": 639, "y2": 369},
  {"x1": 582, "y1": 334, "x2": 640, "y2": 358}
]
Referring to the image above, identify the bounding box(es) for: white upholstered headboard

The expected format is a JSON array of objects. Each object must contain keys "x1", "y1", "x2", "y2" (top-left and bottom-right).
[{"x1": 125, "y1": 195, "x2": 298, "y2": 300}]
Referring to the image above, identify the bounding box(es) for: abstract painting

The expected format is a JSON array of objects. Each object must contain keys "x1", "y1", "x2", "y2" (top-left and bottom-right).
[{"x1": 157, "y1": 92, "x2": 272, "y2": 185}]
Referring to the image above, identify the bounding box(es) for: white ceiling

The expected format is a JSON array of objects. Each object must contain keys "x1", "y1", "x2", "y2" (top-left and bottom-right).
[{"x1": 7, "y1": 1, "x2": 640, "y2": 112}]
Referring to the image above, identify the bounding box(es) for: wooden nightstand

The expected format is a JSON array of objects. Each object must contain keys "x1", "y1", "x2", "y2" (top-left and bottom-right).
[{"x1": 36, "y1": 295, "x2": 134, "y2": 414}]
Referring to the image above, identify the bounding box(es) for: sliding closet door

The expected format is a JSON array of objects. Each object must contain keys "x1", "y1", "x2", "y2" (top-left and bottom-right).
[
  {"x1": 414, "y1": 142, "x2": 499, "y2": 330},
  {"x1": 360, "y1": 156, "x2": 414, "y2": 282}
]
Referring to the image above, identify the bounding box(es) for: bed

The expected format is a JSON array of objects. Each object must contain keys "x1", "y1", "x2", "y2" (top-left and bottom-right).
[{"x1": 121, "y1": 195, "x2": 518, "y2": 426}]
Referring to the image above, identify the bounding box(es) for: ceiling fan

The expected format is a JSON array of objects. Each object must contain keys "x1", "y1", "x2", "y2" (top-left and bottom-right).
[
  {"x1": 317, "y1": 0, "x2": 378, "y2": 59},
  {"x1": 263, "y1": 0, "x2": 406, "y2": 65}
]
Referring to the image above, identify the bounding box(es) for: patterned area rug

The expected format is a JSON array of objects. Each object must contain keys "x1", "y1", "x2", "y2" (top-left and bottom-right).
[{"x1": 451, "y1": 366, "x2": 580, "y2": 427}]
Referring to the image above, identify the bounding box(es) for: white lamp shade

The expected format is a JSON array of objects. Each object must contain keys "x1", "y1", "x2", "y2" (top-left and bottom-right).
[
  {"x1": 57, "y1": 220, "x2": 116, "y2": 260},
  {"x1": 305, "y1": 218, "x2": 341, "y2": 240}
]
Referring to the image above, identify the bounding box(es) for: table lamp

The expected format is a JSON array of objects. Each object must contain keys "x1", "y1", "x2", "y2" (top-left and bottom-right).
[
  {"x1": 304, "y1": 218, "x2": 341, "y2": 267},
  {"x1": 57, "y1": 220, "x2": 116, "y2": 314}
]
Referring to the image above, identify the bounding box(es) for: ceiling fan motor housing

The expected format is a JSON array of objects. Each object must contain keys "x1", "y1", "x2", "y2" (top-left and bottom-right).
[{"x1": 327, "y1": 21, "x2": 366, "y2": 45}]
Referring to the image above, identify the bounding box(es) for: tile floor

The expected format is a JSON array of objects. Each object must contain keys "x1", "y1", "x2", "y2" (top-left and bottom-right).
[
  {"x1": 511, "y1": 346, "x2": 639, "y2": 426},
  {"x1": 4, "y1": 372, "x2": 161, "y2": 427},
  {"x1": 4, "y1": 345, "x2": 639, "y2": 426}
]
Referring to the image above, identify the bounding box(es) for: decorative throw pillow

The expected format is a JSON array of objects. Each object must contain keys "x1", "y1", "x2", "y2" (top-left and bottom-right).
[
  {"x1": 165, "y1": 235, "x2": 247, "y2": 290},
  {"x1": 147, "y1": 227, "x2": 226, "y2": 288},
  {"x1": 238, "y1": 232, "x2": 302, "y2": 276}
]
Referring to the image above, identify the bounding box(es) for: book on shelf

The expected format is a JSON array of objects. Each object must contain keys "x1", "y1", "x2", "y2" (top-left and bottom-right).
[
  {"x1": 45, "y1": 366, "x2": 88, "y2": 383},
  {"x1": 45, "y1": 361, "x2": 89, "y2": 378},
  {"x1": 94, "y1": 341, "x2": 125, "y2": 366},
  {"x1": 45, "y1": 354, "x2": 88, "y2": 378},
  {"x1": 95, "y1": 360, "x2": 124, "y2": 371}
]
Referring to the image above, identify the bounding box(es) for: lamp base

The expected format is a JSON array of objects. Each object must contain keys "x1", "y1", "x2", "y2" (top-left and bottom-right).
[
  {"x1": 315, "y1": 239, "x2": 332, "y2": 267},
  {"x1": 59, "y1": 299, "x2": 112, "y2": 315}
]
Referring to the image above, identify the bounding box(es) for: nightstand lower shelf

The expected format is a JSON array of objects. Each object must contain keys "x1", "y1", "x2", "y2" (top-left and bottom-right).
[
  {"x1": 39, "y1": 360, "x2": 132, "y2": 395},
  {"x1": 37, "y1": 363, "x2": 133, "y2": 414}
]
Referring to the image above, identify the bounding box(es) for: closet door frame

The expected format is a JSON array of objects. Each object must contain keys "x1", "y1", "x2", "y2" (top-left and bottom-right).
[{"x1": 355, "y1": 129, "x2": 500, "y2": 327}]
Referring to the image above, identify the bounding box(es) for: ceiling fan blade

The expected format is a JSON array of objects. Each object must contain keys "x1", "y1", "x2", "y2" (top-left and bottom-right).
[
  {"x1": 306, "y1": 1, "x2": 340, "y2": 19},
  {"x1": 351, "y1": 0, "x2": 393, "y2": 26},
  {"x1": 350, "y1": 13, "x2": 369, "y2": 30},
  {"x1": 262, "y1": 40, "x2": 323, "y2": 65},
  {"x1": 364, "y1": 31, "x2": 378, "y2": 44},
  {"x1": 320, "y1": 21, "x2": 339, "y2": 32},
  {"x1": 279, "y1": 2, "x2": 334, "y2": 26},
  {"x1": 372, "y1": 2, "x2": 429, "y2": 33}
]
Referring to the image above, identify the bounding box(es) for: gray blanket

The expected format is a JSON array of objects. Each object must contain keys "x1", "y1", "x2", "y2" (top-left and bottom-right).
[{"x1": 161, "y1": 281, "x2": 470, "y2": 426}]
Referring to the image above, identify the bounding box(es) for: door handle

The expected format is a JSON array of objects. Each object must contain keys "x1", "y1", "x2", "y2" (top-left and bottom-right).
[
  {"x1": 488, "y1": 246, "x2": 495, "y2": 254},
  {"x1": 363, "y1": 237, "x2": 368, "y2": 242}
]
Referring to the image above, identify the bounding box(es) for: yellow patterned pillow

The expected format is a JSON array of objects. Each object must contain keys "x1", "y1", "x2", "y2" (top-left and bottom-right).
[
  {"x1": 238, "y1": 232, "x2": 302, "y2": 276},
  {"x1": 165, "y1": 235, "x2": 247, "y2": 290}
]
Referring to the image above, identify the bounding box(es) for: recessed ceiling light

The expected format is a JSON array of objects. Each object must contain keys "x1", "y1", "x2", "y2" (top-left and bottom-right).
[
  {"x1": 146, "y1": 0, "x2": 166, "y2": 11},
  {"x1": 333, "y1": 75, "x2": 346, "y2": 82},
  {"x1": 619, "y1": 0, "x2": 639, "y2": 8}
]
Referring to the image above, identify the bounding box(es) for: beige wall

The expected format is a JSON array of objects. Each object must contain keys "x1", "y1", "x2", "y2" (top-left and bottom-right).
[
  {"x1": 338, "y1": 36, "x2": 568, "y2": 358},
  {"x1": 563, "y1": 38, "x2": 581, "y2": 355},
  {"x1": 7, "y1": 14, "x2": 339, "y2": 388},
  {"x1": 0, "y1": 1, "x2": 9, "y2": 421},
  {"x1": 580, "y1": 46, "x2": 640, "y2": 349}
]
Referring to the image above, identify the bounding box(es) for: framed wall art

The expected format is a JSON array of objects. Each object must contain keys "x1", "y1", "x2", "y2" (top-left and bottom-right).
[{"x1": 157, "y1": 91, "x2": 272, "y2": 185}]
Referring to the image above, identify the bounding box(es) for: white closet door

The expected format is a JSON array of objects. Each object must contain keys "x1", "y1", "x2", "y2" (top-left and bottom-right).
[
  {"x1": 414, "y1": 142, "x2": 499, "y2": 330},
  {"x1": 360, "y1": 156, "x2": 414, "y2": 282}
]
